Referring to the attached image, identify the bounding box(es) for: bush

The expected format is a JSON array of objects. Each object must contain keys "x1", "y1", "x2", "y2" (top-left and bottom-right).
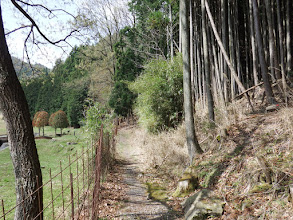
[
  {"x1": 83, "y1": 101, "x2": 114, "y2": 141},
  {"x1": 49, "y1": 110, "x2": 69, "y2": 136},
  {"x1": 32, "y1": 111, "x2": 49, "y2": 136},
  {"x1": 130, "y1": 55, "x2": 183, "y2": 133},
  {"x1": 108, "y1": 81, "x2": 136, "y2": 117}
]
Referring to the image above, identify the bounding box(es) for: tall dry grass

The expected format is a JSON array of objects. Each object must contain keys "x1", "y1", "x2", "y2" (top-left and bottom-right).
[
  {"x1": 131, "y1": 98, "x2": 251, "y2": 178},
  {"x1": 125, "y1": 125, "x2": 188, "y2": 176}
]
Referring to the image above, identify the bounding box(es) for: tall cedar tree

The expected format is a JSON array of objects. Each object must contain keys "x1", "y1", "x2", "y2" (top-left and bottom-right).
[{"x1": 180, "y1": 0, "x2": 203, "y2": 163}]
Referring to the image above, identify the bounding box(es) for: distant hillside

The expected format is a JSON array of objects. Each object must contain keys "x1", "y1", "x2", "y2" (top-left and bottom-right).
[{"x1": 11, "y1": 56, "x2": 50, "y2": 79}]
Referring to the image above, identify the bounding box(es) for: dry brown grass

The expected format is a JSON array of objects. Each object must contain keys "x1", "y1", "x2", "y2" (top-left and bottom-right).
[
  {"x1": 132, "y1": 98, "x2": 251, "y2": 177},
  {"x1": 128, "y1": 94, "x2": 293, "y2": 219},
  {"x1": 191, "y1": 105, "x2": 293, "y2": 219},
  {"x1": 125, "y1": 125, "x2": 189, "y2": 176}
]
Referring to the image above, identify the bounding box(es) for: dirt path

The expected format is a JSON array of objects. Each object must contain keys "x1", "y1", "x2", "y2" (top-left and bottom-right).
[{"x1": 115, "y1": 126, "x2": 176, "y2": 219}]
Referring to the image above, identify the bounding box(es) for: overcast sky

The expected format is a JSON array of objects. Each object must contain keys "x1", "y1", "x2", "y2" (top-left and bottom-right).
[
  {"x1": 2, "y1": 0, "x2": 131, "y2": 69},
  {"x1": 2, "y1": 0, "x2": 82, "y2": 69}
]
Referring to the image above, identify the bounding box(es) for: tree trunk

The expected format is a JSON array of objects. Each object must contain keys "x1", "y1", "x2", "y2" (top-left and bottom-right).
[
  {"x1": 252, "y1": 0, "x2": 275, "y2": 104},
  {"x1": 204, "y1": 0, "x2": 254, "y2": 111},
  {"x1": 189, "y1": 0, "x2": 194, "y2": 106},
  {"x1": 221, "y1": 0, "x2": 229, "y2": 102},
  {"x1": 286, "y1": 0, "x2": 292, "y2": 72},
  {"x1": 169, "y1": 3, "x2": 174, "y2": 59},
  {"x1": 228, "y1": 0, "x2": 236, "y2": 100},
  {"x1": 249, "y1": 0, "x2": 259, "y2": 86},
  {"x1": 264, "y1": 0, "x2": 277, "y2": 80},
  {"x1": 276, "y1": 0, "x2": 288, "y2": 104},
  {"x1": 0, "y1": 5, "x2": 43, "y2": 219},
  {"x1": 212, "y1": 34, "x2": 226, "y2": 109},
  {"x1": 180, "y1": 0, "x2": 203, "y2": 163},
  {"x1": 201, "y1": 0, "x2": 215, "y2": 124}
]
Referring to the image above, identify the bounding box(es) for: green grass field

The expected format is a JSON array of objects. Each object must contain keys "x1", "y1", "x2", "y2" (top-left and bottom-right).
[{"x1": 0, "y1": 125, "x2": 94, "y2": 219}]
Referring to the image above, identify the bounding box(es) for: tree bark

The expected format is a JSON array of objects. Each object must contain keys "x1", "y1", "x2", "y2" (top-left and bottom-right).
[
  {"x1": 221, "y1": 0, "x2": 229, "y2": 102},
  {"x1": 180, "y1": 0, "x2": 203, "y2": 163},
  {"x1": 201, "y1": 0, "x2": 215, "y2": 124},
  {"x1": 249, "y1": 0, "x2": 259, "y2": 86},
  {"x1": 252, "y1": 0, "x2": 275, "y2": 104},
  {"x1": 169, "y1": 3, "x2": 174, "y2": 59},
  {"x1": 264, "y1": 0, "x2": 277, "y2": 80},
  {"x1": 276, "y1": 0, "x2": 288, "y2": 104},
  {"x1": 0, "y1": 5, "x2": 43, "y2": 219},
  {"x1": 228, "y1": 0, "x2": 236, "y2": 100},
  {"x1": 286, "y1": 0, "x2": 292, "y2": 72}
]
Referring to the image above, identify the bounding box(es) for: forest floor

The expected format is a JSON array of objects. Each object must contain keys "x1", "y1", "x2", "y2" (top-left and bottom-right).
[{"x1": 98, "y1": 104, "x2": 293, "y2": 219}]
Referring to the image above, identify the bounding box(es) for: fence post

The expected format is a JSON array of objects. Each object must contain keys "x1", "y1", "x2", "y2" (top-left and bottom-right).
[
  {"x1": 70, "y1": 173, "x2": 74, "y2": 220},
  {"x1": 1, "y1": 199, "x2": 5, "y2": 220},
  {"x1": 92, "y1": 125, "x2": 103, "y2": 219},
  {"x1": 76, "y1": 153, "x2": 80, "y2": 213},
  {"x1": 36, "y1": 175, "x2": 42, "y2": 220},
  {"x1": 87, "y1": 142, "x2": 90, "y2": 220},
  {"x1": 82, "y1": 147, "x2": 85, "y2": 195},
  {"x1": 59, "y1": 161, "x2": 65, "y2": 219},
  {"x1": 69, "y1": 155, "x2": 72, "y2": 174},
  {"x1": 49, "y1": 169, "x2": 55, "y2": 219}
]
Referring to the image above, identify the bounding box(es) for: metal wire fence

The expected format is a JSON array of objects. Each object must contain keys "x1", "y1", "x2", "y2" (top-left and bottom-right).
[{"x1": 0, "y1": 124, "x2": 116, "y2": 220}]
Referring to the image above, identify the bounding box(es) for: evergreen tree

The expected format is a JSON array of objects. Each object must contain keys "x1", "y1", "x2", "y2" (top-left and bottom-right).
[{"x1": 109, "y1": 27, "x2": 143, "y2": 116}]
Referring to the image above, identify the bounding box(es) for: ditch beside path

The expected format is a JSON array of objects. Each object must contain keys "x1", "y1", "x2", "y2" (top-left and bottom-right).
[{"x1": 115, "y1": 126, "x2": 178, "y2": 219}]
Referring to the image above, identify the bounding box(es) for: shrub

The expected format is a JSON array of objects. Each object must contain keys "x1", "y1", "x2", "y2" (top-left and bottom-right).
[
  {"x1": 129, "y1": 55, "x2": 183, "y2": 133},
  {"x1": 49, "y1": 110, "x2": 69, "y2": 136},
  {"x1": 32, "y1": 111, "x2": 49, "y2": 136},
  {"x1": 108, "y1": 81, "x2": 136, "y2": 117},
  {"x1": 83, "y1": 101, "x2": 114, "y2": 141}
]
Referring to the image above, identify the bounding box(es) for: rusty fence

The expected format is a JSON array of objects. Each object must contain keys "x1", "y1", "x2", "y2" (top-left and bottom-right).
[{"x1": 0, "y1": 124, "x2": 116, "y2": 220}]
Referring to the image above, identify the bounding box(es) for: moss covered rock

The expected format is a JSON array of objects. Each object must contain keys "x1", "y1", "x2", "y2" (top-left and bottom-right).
[
  {"x1": 173, "y1": 172, "x2": 199, "y2": 197},
  {"x1": 182, "y1": 189, "x2": 224, "y2": 220}
]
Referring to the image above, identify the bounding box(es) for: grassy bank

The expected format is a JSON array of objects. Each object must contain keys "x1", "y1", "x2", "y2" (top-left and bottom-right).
[{"x1": 0, "y1": 126, "x2": 92, "y2": 219}]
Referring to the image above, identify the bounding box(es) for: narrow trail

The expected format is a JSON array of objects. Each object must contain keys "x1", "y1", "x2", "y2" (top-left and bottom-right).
[{"x1": 115, "y1": 126, "x2": 176, "y2": 219}]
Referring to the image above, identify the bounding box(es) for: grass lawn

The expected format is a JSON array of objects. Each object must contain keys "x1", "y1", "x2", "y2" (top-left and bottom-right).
[{"x1": 0, "y1": 125, "x2": 94, "y2": 219}]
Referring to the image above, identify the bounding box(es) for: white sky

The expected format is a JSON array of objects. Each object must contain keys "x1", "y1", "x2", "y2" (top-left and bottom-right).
[
  {"x1": 1, "y1": 0, "x2": 131, "y2": 69},
  {"x1": 2, "y1": 0, "x2": 83, "y2": 69}
]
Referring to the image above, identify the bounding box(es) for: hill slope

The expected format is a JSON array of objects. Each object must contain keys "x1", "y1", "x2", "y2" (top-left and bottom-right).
[
  {"x1": 11, "y1": 56, "x2": 49, "y2": 78},
  {"x1": 111, "y1": 104, "x2": 293, "y2": 219}
]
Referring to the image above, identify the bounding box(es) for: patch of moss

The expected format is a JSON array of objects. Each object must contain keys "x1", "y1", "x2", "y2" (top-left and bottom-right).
[
  {"x1": 173, "y1": 172, "x2": 199, "y2": 197},
  {"x1": 146, "y1": 182, "x2": 168, "y2": 201},
  {"x1": 250, "y1": 183, "x2": 272, "y2": 193}
]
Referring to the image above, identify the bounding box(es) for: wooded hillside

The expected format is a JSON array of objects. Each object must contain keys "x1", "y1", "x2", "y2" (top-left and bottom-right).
[{"x1": 12, "y1": 56, "x2": 49, "y2": 78}]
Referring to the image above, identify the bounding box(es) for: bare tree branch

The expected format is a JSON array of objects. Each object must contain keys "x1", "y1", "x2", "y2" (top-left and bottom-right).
[
  {"x1": 5, "y1": 24, "x2": 31, "y2": 35},
  {"x1": 11, "y1": 0, "x2": 79, "y2": 45},
  {"x1": 15, "y1": 0, "x2": 76, "y2": 18}
]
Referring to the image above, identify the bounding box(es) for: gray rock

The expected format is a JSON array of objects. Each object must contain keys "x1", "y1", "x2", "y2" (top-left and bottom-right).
[{"x1": 182, "y1": 189, "x2": 224, "y2": 220}]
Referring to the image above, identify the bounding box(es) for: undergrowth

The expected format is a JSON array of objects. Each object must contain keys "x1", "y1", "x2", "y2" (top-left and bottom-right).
[{"x1": 134, "y1": 93, "x2": 293, "y2": 219}]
